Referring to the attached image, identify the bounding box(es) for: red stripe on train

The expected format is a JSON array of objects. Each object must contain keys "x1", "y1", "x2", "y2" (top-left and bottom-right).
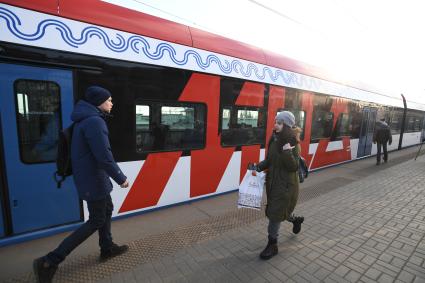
[
  {"x1": 300, "y1": 91, "x2": 314, "y2": 164},
  {"x1": 119, "y1": 151, "x2": 182, "y2": 213},
  {"x1": 236, "y1": 82, "x2": 264, "y2": 107},
  {"x1": 179, "y1": 74, "x2": 234, "y2": 197},
  {"x1": 236, "y1": 82, "x2": 264, "y2": 181},
  {"x1": 266, "y1": 86, "x2": 285, "y2": 148},
  {"x1": 310, "y1": 97, "x2": 351, "y2": 168}
]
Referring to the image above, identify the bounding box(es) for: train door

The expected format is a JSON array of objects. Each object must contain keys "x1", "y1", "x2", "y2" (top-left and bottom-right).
[
  {"x1": 357, "y1": 107, "x2": 377, "y2": 157},
  {"x1": 0, "y1": 63, "x2": 80, "y2": 235}
]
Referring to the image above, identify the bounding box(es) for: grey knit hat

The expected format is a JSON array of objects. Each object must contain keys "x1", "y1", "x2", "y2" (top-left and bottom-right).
[{"x1": 275, "y1": 111, "x2": 295, "y2": 127}]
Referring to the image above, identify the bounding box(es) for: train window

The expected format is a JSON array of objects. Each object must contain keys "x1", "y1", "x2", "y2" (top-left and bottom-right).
[
  {"x1": 135, "y1": 102, "x2": 205, "y2": 152},
  {"x1": 161, "y1": 106, "x2": 195, "y2": 130},
  {"x1": 332, "y1": 113, "x2": 351, "y2": 139},
  {"x1": 404, "y1": 113, "x2": 424, "y2": 133},
  {"x1": 414, "y1": 117, "x2": 423, "y2": 131},
  {"x1": 222, "y1": 108, "x2": 230, "y2": 130},
  {"x1": 293, "y1": 110, "x2": 306, "y2": 140},
  {"x1": 350, "y1": 112, "x2": 362, "y2": 138},
  {"x1": 237, "y1": 109, "x2": 259, "y2": 127},
  {"x1": 221, "y1": 107, "x2": 265, "y2": 146},
  {"x1": 136, "y1": 105, "x2": 150, "y2": 153},
  {"x1": 405, "y1": 116, "x2": 415, "y2": 133},
  {"x1": 14, "y1": 80, "x2": 62, "y2": 163},
  {"x1": 135, "y1": 105, "x2": 150, "y2": 130},
  {"x1": 310, "y1": 110, "x2": 334, "y2": 142},
  {"x1": 389, "y1": 111, "x2": 403, "y2": 134}
]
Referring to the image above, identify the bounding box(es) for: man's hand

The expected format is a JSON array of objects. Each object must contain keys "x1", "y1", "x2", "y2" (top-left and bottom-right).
[{"x1": 120, "y1": 180, "x2": 129, "y2": 188}]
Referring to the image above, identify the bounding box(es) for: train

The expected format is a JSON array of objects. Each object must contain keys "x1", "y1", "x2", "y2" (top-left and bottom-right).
[{"x1": 0, "y1": 1, "x2": 424, "y2": 246}]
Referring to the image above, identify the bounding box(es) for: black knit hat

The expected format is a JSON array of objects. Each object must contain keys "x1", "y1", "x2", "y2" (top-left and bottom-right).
[{"x1": 85, "y1": 86, "x2": 111, "y2": 106}]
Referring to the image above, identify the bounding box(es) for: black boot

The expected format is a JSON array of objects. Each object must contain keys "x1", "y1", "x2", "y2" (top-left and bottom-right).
[
  {"x1": 33, "y1": 257, "x2": 58, "y2": 283},
  {"x1": 289, "y1": 215, "x2": 304, "y2": 234},
  {"x1": 100, "y1": 243, "x2": 129, "y2": 262},
  {"x1": 259, "y1": 236, "x2": 278, "y2": 260}
]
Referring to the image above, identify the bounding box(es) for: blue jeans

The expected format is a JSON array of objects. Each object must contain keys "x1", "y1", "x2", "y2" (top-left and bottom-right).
[{"x1": 45, "y1": 195, "x2": 113, "y2": 266}]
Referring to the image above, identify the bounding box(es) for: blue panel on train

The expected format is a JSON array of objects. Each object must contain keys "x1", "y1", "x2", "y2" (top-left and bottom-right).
[
  {"x1": 0, "y1": 63, "x2": 81, "y2": 235},
  {"x1": 0, "y1": 201, "x2": 4, "y2": 237},
  {"x1": 357, "y1": 107, "x2": 377, "y2": 158}
]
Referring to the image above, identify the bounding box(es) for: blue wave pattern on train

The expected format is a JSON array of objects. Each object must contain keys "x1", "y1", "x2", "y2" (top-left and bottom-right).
[{"x1": 0, "y1": 6, "x2": 321, "y2": 88}]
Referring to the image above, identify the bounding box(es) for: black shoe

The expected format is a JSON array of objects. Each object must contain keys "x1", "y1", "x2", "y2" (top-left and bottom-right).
[
  {"x1": 384, "y1": 159, "x2": 388, "y2": 163},
  {"x1": 376, "y1": 161, "x2": 380, "y2": 166},
  {"x1": 100, "y1": 243, "x2": 129, "y2": 262},
  {"x1": 290, "y1": 216, "x2": 304, "y2": 234},
  {"x1": 33, "y1": 257, "x2": 57, "y2": 283},
  {"x1": 259, "y1": 236, "x2": 278, "y2": 260}
]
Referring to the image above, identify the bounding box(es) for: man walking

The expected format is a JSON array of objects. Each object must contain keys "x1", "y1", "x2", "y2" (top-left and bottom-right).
[
  {"x1": 33, "y1": 86, "x2": 129, "y2": 282},
  {"x1": 373, "y1": 116, "x2": 392, "y2": 165}
]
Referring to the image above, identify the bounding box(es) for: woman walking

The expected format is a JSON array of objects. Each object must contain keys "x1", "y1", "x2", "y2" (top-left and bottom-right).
[{"x1": 252, "y1": 111, "x2": 304, "y2": 260}]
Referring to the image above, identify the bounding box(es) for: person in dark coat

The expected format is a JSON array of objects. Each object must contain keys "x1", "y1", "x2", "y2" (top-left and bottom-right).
[
  {"x1": 251, "y1": 111, "x2": 304, "y2": 260},
  {"x1": 373, "y1": 117, "x2": 392, "y2": 165},
  {"x1": 33, "y1": 86, "x2": 130, "y2": 283}
]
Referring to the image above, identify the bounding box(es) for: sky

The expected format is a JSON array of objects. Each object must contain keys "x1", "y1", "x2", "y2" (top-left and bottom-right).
[{"x1": 103, "y1": 0, "x2": 425, "y2": 105}]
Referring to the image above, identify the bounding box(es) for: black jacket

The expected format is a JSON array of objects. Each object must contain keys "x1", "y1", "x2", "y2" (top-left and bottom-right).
[{"x1": 373, "y1": 120, "x2": 392, "y2": 144}]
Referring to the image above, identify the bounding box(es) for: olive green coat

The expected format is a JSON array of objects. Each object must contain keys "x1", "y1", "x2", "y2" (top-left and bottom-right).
[{"x1": 257, "y1": 137, "x2": 300, "y2": 222}]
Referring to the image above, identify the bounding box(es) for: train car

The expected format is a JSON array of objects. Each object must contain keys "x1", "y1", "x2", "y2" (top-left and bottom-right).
[{"x1": 0, "y1": 1, "x2": 424, "y2": 246}]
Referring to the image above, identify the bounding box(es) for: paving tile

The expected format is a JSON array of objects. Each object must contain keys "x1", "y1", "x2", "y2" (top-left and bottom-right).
[
  {"x1": 359, "y1": 276, "x2": 379, "y2": 283},
  {"x1": 397, "y1": 270, "x2": 416, "y2": 283},
  {"x1": 344, "y1": 258, "x2": 369, "y2": 274},
  {"x1": 344, "y1": 270, "x2": 362, "y2": 283},
  {"x1": 378, "y1": 273, "x2": 395, "y2": 283},
  {"x1": 364, "y1": 267, "x2": 382, "y2": 280},
  {"x1": 333, "y1": 265, "x2": 350, "y2": 278},
  {"x1": 313, "y1": 267, "x2": 332, "y2": 281}
]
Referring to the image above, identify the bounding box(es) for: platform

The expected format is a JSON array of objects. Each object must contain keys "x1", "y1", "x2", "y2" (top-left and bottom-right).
[{"x1": 1, "y1": 145, "x2": 424, "y2": 282}]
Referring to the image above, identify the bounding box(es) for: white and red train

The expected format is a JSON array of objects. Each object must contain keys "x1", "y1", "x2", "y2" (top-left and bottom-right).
[{"x1": 0, "y1": 1, "x2": 424, "y2": 245}]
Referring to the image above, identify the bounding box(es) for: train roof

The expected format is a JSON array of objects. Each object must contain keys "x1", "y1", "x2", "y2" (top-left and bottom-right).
[{"x1": 2, "y1": 0, "x2": 425, "y2": 111}]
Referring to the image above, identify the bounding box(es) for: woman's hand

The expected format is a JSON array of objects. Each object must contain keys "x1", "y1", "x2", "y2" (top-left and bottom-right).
[
  {"x1": 248, "y1": 163, "x2": 262, "y2": 172},
  {"x1": 248, "y1": 163, "x2": 257, "y2": 171},
  {"x1": 282, "y1": 143, "x2": 294, "y2": 151}
]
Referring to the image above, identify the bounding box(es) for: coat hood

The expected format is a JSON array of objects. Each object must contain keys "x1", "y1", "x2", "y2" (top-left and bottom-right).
[
  {"x1": 71, "y1": 100, "x2": 104, "y2": 122},
  {"x1": 270, "y1": 126, "x2": 297, "y2": 151},
  {"x1": 376, "y1": 120, "x2": 389, "y2": 129}
]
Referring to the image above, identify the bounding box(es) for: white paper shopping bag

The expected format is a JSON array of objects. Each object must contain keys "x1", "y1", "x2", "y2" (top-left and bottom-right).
[{"x1": 238, "y1": 170, "x2": 265, "y2": 210}]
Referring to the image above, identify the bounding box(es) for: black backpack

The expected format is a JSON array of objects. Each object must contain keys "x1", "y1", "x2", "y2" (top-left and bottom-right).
[
  {"x1": 298, "y1": 156, "x2": 309, "y2": 183},
  {"x1": 53, "y1": 123, "x2": 74, "y2": 188}
]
